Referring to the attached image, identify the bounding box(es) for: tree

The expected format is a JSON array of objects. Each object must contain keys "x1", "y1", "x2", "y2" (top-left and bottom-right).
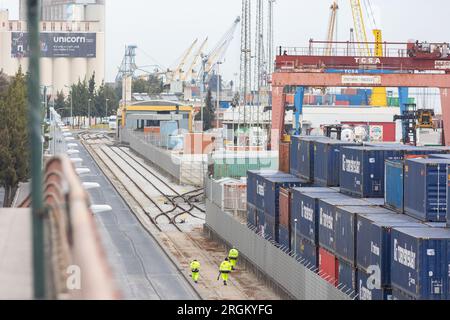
[
  {"x1": 195, "y1": 89, "x2": 215, "y2": 131},
  {"x1": 0, "y1": 70, "x2": 30, "y2": 207},
  {"x1": 54, "y1": 90, "x2": 66, "y2": 114}
]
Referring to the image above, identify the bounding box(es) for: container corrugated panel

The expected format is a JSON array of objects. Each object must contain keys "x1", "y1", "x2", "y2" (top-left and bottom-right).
[
  {"x1": 298, "y1": 136, "x2": 330, "y2": 182},
  {"x1": 256, "y1": 207, "x2": 266, "y2": 235},
  {"x1": 279, "y1": 187, "x2": 291, "y2": 228},
  {"x1": 391, "y1": 287, "x2": 415, "y2": 300},
  {"x1": 391, "y1": 227, "x2": 450, "y2": 300},
  {"x1": 385, "y1": 160, "x2": 404, "y2": 213},
  {"x1": 247, "y1": 204, "x2": 257, "y2": 229},
  {"x1": 291, "y1": 190, "x2": 342, "y2": 245},
  {"x1": 448, "y1": 165, "x2": 450, "y2": 228},
  {"x1": 340, "y1": 147, "x2": 404, "y2": 198},
  {"x1": 335, "y1": 206, "x2": 394, "y2": 265},
  {"x1": 279, "y1": 142, "x2": 290, "y2": 173},
  {"x1": 292, "y1": 235, "x2": 319, "y2": 269},
  {"x1": 290, "y1": 136, "x2": 300, "y2": 177},
  {"x1": 337, "y1": 258, "x2": 357, "y2": 291},
  {"x1": 430, "y1": 154, "x2": 450, "y2": 160},
  {"x1": 318, "y1": 195, "x2": 369, "y2": 253},
  {"x1": 314, "y1": 140, "x2": 358, "y2": 187},
  {"x1": 404, "y1": 159, "x2": 450, "y2": 222},
  {"x1": 264, "y1": 176, "x2": 308, "y2": 219},
  {"x1": 357, "y1": 270, "x2": 393, "y2": 301},
  {"x1": 319, "y1": 247, "x2": 339, "y2": 285},
  {"x1": 213, "y1": 154, "x2": 278, "y2": 179},
  {"x1": 278, "y1": 225, "x2": 290, "y2": 251},
  {"x1": 264, "y1": 213, "x2": 277, "y2": 241},
  {"x1": 356, "y1": 214, "x2": 425, "y2": 287}
]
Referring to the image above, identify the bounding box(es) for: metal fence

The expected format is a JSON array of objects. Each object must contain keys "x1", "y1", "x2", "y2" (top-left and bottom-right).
[
  {"x1": 120, "y1": 129, "x2": 206, "y2": 186},
  {"x1": 205, "y1": 199, "x2": 357, "y2": 300}
]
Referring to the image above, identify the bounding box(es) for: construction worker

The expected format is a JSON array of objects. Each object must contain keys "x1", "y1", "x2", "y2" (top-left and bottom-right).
[
  {"x1": 228, "y1": 247, "x2": 239, "y2": 270},
  {"x1": 190, "y1": 260, "x2": 201, "y2": 284},
  {"x1": 219, "y1": 258, "x2": 232, "y2": 286}
]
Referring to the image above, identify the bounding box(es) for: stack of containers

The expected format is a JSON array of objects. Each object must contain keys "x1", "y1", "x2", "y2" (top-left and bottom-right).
[
  {"x1": 391, "y1": 227, "x2": 450, "y2": 300},
  {"x1": 318, "y1": 195, "x2": 369, "y2": 285},
  {"x1": 335, "y1": 206, "x2": 395, "y2": 291},
  {"x1": 384, "y1": 160, "x2": 405, "y2": 213},
  {"x1": 314, "y1": 140, "x2": 358, "y2": 187},
  {"x1": 356, "y1": 213, "x2": 425, "y2": 300},
  {"x1": 404, "y1": 159, "x2": 450, "y2": 222},
  {"x1": 291, "y1": 187, "x2": 341, "y2": 268}
]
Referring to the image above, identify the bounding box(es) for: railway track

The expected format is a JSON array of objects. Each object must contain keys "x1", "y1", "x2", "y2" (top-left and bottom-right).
[{"x1": 80, "y1": 132, "x2": 205, "y2": 233}]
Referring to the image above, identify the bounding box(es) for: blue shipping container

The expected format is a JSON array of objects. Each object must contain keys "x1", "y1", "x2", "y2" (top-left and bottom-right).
[
  {"x1": 385, "y1": 160, "x2": 404, "y2": 213},
  {"x1": 318, "y1": 195, "x2": 369, "y2": 252},
  {"x1": 247, "y1": 170, "x2": 291, "y2": 208},
  {"x1": 256, "y1": 207, "x2": 266, "y2": 235},
  {"x1": 314, "y1": 140, "x2": 357, "y2": 187},
  {"x1": 338, "y1": 258, "x2": 357, "y2": 291},
  {"x1": 391, "y1": 227, "x2": 450, "y2": 300},
  {"x1": 247, "y1": 204, "x2": 257, "y2": 229},
  {"x1": 291, "y1": 136, "x2": 330, "y2": 182},
  {"x1": 431, "y1": 154, "x2": 450, "y2": 160},
  {"x1": 264, "y1": 176, "x2": 307, "y2": 218},
  {"x1": 392, "y1": 287, "x2": 416, "y2": 300},
  {"x1": 356, "y1": 214, "x2": 425, "y2": 287},
  {"x1": 357, "y1": 269, "x2": 393, "y2": 301},
  {"x1": 404, "y1": 159, "x2": 450, "y2": 222},
  {"x1": 340, "y1": 147, "x2": 404, "y2": 198},
  {"x1": 278, "y1": 225, "x2": 290, "y2": 251},
  {"x1": 335, "y1": 206, "x2": 394, "y2": 265},
  {"x1": 264, "y1": 214, "x2": 277, "y2": 241},
  {"x1": 291, "y1": 189, "x2": 341, "y2": 245},
  {"x1": 292, "y1": 235, "x2": 319, "y2": 269},
  {"x1": 448, "y1": 165, "x2": 450, "y2": 228}
]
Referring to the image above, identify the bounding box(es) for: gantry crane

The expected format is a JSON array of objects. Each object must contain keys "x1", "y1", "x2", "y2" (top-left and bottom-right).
[
  {"x1": 166, "y1": 39, "x2": 199, "y2": 84},
  {"x1": 182, "y1": 38, "x2": 208, "y2": 82},
  {"x1": 349, "y1": 0, "x2": 387, "y2": 106}
]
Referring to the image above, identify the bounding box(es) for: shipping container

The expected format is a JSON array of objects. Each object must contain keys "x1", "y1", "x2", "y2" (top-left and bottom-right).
[
  {"x1": 279, "y1": 141, "x2": 290, "y2": 173},
  {"x1": 183, "y1": 133, "x2": 215, "y2": 155},
  {"x1": 340, "y1": 147, "x2": 404, "y2": 198},
  {"x1": 337, "y1": 258, "x2": 357, "y2": 291},
  {"x1": 356, "y1": 214, "x2": 425, "y2": 287},
  {"x1": 292, "y1": 235, "x2": 319, "y2": 269},
  {"x1": 335, "y1": 206, "x2": 394, "y2": 265},
  {"x1": 247, "y1": 170, "x2": 291, "y2": 207},
  {"x1": 314, "y1": 140, "x2": 357, "y2": 187},
  {"x1": 211, "y1": 152, "x2": 279, "y2": 180},
  {"x1": 391, "y1": 227, "x2": 450, "y2": 300},
  {"x1": 279, "y1": 188, "x2": 291, "y2": 228},
  {"x1": 385, "y1": 160, "x2": 404, "y2": 213},
  {"x1": 278, "y1": 224, "x2": 291, "y2": 250},
  {"x1": 160, "y1": 121, "x2": 178, "y2": 148},
  {"x1": 318, "y1": 195, "x2": 369, "y2": 252},
  {"x1": 290, "y1": 136, "x2": 329, "y2": 182},
  {"x1": 256, "y1": 207, "x2": 266, "y2": 236},
  {"x1": 404, "y1": 159, "x2": 450, "y2": 222},
  {"x1": 264, "y1": 213, "x2": 277, "y2": 241},
  {"x1": 263, "y1": 176, "x2": 307, "y2": 218},
  {"x1": 319, "y1": 247, "x2": 339, "y2": 285},
  {"x1": 391, "y1": 287, "x2": 415, "y2": 300},
  {"x1": 291, "y1": 189, "x2": 341, "y2": 245},
  {"x1": 430, "y1": 154, "x2": 450, "y2": 160},
  {"x1": 357, "y1": 269, "x2": 393, "y2": 301},
  {"x1": 448, "y1": 165, "x2": 450, "y2": 228}
]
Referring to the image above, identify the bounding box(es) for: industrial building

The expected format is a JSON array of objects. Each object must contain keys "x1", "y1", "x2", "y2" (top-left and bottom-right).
[{"x1": 0, "y1": 0, "x2": 105, "y2": 95}]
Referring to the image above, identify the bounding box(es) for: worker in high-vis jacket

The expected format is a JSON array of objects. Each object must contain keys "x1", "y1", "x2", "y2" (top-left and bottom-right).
[
  {"x1": 219, "y1": 258, "x2": 232, "y2": 286},
  {"x1": 190, "y1": 260, "x2": 201, "y2": 284},
  {"x1": 228, "y1": 247, "x2": 239, "y2": 270}
]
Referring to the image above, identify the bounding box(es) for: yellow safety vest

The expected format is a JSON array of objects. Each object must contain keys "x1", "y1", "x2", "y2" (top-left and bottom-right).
[
  {"x1": 229, "y1": 249, "x2": 239, "y2": 260},
  {"x1": 220, "y1": 261, "x2": 232, "y2": 273},
  {"x1": 190, "y1": 261, "x2": 200, "y2": 272}
]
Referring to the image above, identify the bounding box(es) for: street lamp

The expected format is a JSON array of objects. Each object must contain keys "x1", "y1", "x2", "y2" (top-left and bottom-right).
[
  {"x1": 216, "y1": 61, "x2": 223, "y2": 130},
  {"x1": 105, "y1": 98, "x2": 110, "y2": 119},
  {"x1": 88, "y1": 98, "x2": 92, "y2": 129}
]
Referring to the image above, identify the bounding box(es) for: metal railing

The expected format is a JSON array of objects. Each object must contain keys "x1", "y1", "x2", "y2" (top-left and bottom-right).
[
  {"x1": 205, "y1": 198, "x2": 357, "y2": 300},
  {"x1": 42, "y1": 156, "x2": 120, "y2": 299}
]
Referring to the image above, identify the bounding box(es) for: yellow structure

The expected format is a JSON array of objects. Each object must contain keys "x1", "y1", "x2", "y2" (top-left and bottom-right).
[
  {"x1": 118, "y1": 101, "x2": 194, "y2": 132},
  {"x1": 370, "y1": 29, "x2": 388, "y2": 107}
]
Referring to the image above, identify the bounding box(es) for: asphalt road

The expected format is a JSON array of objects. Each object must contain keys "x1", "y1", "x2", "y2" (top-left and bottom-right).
[{"x1": 76, "y1": 139, "x2": 199, "y2": 300}]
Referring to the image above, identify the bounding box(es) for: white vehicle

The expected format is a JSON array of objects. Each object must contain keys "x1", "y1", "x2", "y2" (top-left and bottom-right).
[{"x1": 108, "y1": 116, "x2": 117, "y2": 131}]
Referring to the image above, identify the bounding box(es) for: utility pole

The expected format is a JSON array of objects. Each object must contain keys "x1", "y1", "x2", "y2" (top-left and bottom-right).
[
  {"x1": 88, "y1": 98, "x2": 92, "y2": 129},
  {"x1": 106, "y1": 98, "x2": 109, "y2": 119},
  {"x1": 216, "y1": 62, "x2": 222, "y2": 130}
]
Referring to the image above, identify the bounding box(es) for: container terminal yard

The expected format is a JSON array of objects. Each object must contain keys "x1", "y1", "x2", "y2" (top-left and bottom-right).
[{"x1": 1, "y1": 0, "x2": 450, "y2": 304}]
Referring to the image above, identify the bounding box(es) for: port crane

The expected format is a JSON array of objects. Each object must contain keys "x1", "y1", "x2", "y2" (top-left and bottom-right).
[
  {"x1": 199, "y1": 16, "x2": 241, "y2": 92},
  {"x1": 166, "y1": 38, "x2": 199, "y2": 84},
  {"x1": 182, "y1": 38, "x2": 208, "y2": 82}
]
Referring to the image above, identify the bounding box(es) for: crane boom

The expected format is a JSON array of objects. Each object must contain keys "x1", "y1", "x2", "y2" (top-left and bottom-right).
[
  {"x1": 171, "y1": 39, "x2": 198, "y2": 82},
  {"x1": 326, "y1": 1, "x2": 339, "y2": 56},
  {"x1": 182, "y1": 38, "x2": 208, "y2": 81},
  {"x1": 349, "y1": 0, "x2": 370, "y2": 56}
]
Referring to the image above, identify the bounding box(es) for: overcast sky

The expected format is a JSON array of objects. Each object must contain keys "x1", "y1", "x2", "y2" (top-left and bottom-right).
[{"x1": 1, "y1": 0, "x2": 450, "y2": 82}]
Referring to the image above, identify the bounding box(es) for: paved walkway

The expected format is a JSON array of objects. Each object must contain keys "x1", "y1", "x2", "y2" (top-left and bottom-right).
[{"x1": 0, "y1": 209, "x2": 32, "y2": 300}]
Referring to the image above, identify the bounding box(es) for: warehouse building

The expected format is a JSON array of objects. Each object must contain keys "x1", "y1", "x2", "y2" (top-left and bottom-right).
[{"x1": 0, "y1": 0, "x2": 105, "y2": 95}]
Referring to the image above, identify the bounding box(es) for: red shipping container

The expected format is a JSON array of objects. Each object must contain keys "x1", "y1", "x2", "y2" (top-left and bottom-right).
[
  {"x1": 335, "y1": 101, "x2": 350, "y2": 106},
  {"x1": 279, "y1": 142, "x2": 290, "y2": 173},
  {"x1": 319, "y1": 248, "x2": 339, "y2": 286},
  {"x1": 286, "y1": 94, "x2": 295, "y2": 105},
  {"x1": 343, "y1": 88, "x2": 358, "y2": 95},
  {"x1": 279, "y1": 187, "x2": 291, "y2": 228},
  {"x1": 183, "y1": 133, "x2": 215, "y2": 155}
]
